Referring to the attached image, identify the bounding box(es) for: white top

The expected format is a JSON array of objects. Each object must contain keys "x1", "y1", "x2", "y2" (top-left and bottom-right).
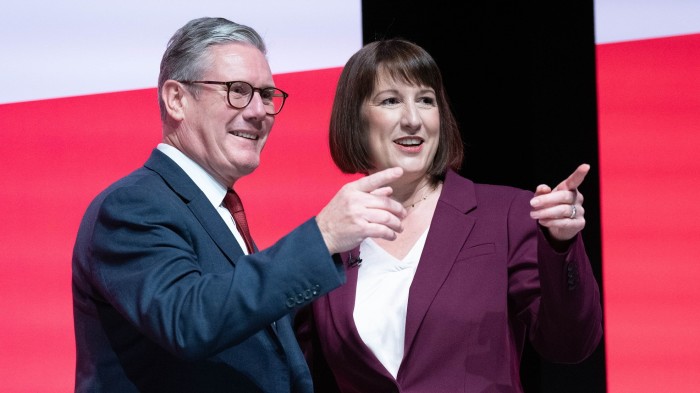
[
  {"x1": 156, "y1": 143, "x2": 249, "y2": 254},
  {"x1": 353, "y1": 228, "x2": 429, "y2": 378}
]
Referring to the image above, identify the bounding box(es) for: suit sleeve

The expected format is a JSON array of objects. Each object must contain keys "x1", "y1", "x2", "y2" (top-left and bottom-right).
[{"x1": 86, "y1": 184, "x2": 345, "y2": 360}]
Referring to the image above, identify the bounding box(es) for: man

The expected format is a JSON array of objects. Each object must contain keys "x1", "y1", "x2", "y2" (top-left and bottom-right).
[{"x1": 72, "y1": 17, "x2": 405, "y2": 392}]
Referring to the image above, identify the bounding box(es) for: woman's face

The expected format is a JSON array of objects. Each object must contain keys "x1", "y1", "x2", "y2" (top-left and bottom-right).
[{"x1": 362, "y1": 71, "x2": 440, "y2": 181}]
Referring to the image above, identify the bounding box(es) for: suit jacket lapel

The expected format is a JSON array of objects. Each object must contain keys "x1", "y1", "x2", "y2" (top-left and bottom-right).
[
  {"x1": 404, "y1": 170, "x2": 477, "y2": 354},
  {"x1": 144, "y1": 149, "x2": 245, "y2": 266}
]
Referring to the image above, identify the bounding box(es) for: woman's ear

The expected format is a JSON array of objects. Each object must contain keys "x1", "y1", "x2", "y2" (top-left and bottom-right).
[{"x1": 162, "y1": 80, "x2": 187, "y2": 121}]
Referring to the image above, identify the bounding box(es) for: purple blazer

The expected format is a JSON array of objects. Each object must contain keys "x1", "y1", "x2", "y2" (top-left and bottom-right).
[{"x1": 295, "y1": 170, "x2": 603, "y2": 393}]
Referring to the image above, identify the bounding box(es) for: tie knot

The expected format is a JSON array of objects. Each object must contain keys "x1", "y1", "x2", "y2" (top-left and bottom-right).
[{"x1": 224, "y1": 189, "x2": 245, "y2": 214}]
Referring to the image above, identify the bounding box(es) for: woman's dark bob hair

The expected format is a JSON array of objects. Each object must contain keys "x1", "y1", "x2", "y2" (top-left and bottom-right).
[{"x1": 329, "y1": 38, "x2": 464, "y2": 184}]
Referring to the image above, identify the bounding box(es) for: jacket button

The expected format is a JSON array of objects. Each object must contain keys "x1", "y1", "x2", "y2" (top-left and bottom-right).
[
  {"x1": 304, "y1": 289, "x2": 313, "y2": 299},
  {"x1": 295, "y1": 293, "x2": 305, "y2": 304}
]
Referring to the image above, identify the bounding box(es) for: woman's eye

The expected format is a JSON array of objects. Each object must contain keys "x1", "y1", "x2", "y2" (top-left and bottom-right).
[
  {"x1": 381, "y1": 97, "x2": 400, "y2": 105},
  {"x1": 418, "y1": 97, "x2": 436, "y2": 106}
]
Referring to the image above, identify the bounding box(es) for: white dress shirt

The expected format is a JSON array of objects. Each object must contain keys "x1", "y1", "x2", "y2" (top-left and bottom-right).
[{"x1": 156, "y1": 143, "x2": 249, "y2": 254}]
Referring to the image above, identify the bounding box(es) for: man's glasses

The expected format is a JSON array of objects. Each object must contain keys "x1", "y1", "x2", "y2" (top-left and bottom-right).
[{"x1": 179, "y1": 80, "x2": 289, "y2": 115}]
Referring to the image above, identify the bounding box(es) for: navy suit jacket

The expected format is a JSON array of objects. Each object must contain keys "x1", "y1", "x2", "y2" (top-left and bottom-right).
[
  {"x1": 295, "y1": 169, "x2": 603, "y2": 393},
  {"x1": 72, "y1": 149, "x2": 345, "y2": 392}
]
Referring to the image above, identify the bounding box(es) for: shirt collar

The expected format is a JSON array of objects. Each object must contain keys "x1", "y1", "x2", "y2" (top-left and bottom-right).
[{"x1": 156, "y1": 143, "x2": 227, "y2": 207}]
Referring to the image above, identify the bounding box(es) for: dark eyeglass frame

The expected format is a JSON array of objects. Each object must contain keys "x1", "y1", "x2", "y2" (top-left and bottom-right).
[{"x1": 179, "y1": 80, "x2": 289, "y2": 115}]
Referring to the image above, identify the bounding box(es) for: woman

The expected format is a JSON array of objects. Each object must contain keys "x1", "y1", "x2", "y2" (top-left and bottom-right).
[{"x1": 295, "y1": 39, "x2": 603, "y2": 393}]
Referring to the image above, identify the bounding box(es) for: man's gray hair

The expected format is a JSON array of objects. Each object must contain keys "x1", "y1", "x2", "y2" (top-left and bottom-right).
[{"x1": 157, "y1": 17, "x2": 267, "y2": 121}]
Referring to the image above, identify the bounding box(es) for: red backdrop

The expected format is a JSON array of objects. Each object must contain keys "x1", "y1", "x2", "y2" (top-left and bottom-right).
[{"x1": 597, "y1": 33, "x2": 700, "y2": 392}]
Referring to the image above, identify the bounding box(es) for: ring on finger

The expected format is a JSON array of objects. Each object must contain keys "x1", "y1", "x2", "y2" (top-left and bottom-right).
[{"x1": 569, "y1": 205, "x2": 576, "y2": 219}]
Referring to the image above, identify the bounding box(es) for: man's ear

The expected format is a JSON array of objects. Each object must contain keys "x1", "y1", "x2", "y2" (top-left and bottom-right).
[{"x1": 162, "y1": 80, "x2": 187, "y2": 121}]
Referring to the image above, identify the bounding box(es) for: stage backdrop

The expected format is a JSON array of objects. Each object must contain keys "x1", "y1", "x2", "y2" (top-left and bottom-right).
[
  {"x1": 1, "y1": 1, "x2": 700, "y2": 392},
  {"x1": 595, "y1": 1, "x2": 700, "y2": 392}
]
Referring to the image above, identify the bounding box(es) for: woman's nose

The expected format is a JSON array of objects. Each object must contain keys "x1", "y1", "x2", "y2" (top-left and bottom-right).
[{"x1": 401, "y1": 103, "x2": 421, "y2": 130}]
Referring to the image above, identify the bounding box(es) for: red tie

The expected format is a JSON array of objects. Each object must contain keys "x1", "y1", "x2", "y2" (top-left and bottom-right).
[{"x1": 224, "y1": 189, "x2": 255, "y2": 254}]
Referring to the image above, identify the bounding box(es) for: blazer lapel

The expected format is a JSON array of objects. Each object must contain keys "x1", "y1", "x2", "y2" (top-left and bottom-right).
[
  {"x1": 144, "y1": 149, "x2": 245, "y2": 266},
  {"x1": 327, "y1": 249, "x2": 363, "y2": 343},
  {"x1": 403, "y1": 170, "x2": 477, "y2": 354},
  {"x1": 325, "y1": 249, "x2": 390, "y2": 370}
]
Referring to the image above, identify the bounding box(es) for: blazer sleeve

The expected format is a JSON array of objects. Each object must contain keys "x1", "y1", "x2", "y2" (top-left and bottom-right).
[{"x1": 506, "y1": 189, "x2": 603, "y2": 363}]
